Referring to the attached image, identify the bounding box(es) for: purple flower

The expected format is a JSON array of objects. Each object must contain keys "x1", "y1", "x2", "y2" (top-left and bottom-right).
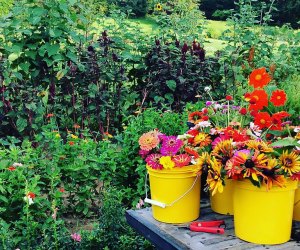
[
  {"x1": 146, "y1": 154, "x2": 163, "y2": 169},
  {"x1": 206, "y1": 101, "x2": 213, "y2": 106},
  {"x1": 160, "y1": 136, "x2": 183, "y2": 156}
]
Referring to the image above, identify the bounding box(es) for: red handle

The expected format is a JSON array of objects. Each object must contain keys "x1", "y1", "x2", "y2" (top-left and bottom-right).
[
  {"x1": 191, "y1": 220, "x2": 225, "y2": 227},
  {"x1": 189, "y1": 225, "x2": 225, "y2": 234}
]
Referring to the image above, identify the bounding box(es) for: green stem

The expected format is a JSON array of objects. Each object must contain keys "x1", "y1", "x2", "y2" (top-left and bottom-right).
[{"x1": 227, "y1": 101, "x2": 230, "y2": 127}]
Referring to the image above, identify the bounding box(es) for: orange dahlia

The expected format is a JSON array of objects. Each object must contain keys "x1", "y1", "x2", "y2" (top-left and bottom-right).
[
  {"x1": 246, "y1": 89, "x2": 268, "y2": 111},
  {"x1": 249, "y1": 67, "x2": 271, "y2": 88},
  {"x1": 138, "y1": 131, "x2": 160, "y2": 151},
  {"x1": 270, "y1": 89, "x2": 287, "y2": 107},
  {"x1": 254, "y1": 112, "x2": 272, "y2": 129}
]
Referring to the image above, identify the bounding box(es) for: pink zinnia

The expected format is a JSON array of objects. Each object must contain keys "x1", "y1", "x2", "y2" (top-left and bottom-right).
[
  {"x1": 146, "y1": 154, "x2": 163, "y2": 169},
  {"x1": 139, "y1": 149, "x2": 150, "y2": 159},
  {"x1": 160, "y1": 136, "x2": 183, "y2": 156},
  {"x1": 173, "y1": 154, "x2": 191, "y2": 167},
  {"x1": 71, "y1": 233, "x2": 81, "y2": 242}
]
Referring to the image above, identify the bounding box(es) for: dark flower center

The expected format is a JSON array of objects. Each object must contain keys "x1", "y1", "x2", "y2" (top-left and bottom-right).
[
  {"x1": 286, "y1": 158, "x2": 292, "y2": 166},
  {"x1": 245, "y1": 159, "x2": 255, "y2": 168},
  {"x1": 262, "y1": 168, "x2": 275, "y2": 176},
  {"x1": 202, "y1": 163, "x2": 208, "y2": 173},
  {"x1": 221, "y1": 156, "x2": 230, "y2": 165}
]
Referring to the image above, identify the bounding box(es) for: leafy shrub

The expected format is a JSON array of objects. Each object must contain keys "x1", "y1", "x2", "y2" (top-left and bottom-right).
[
  {"x1": 107, "y1": 0, "x2": 148, "y2": 17},
  {"x1": 150, "y1": 0, "x2": 205, "y2": 41},
  {"x1": 133, "y1": 39, "x2": 222, "y2": 111},
  {"x1": 0, "y1": 2, "x2": 141, "y2": 138},
  {"x1": 0, "y1": 0, "x2": 13, "y2": 16}
]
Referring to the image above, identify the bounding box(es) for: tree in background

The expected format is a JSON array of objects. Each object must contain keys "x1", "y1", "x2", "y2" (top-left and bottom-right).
[
  {"x1": 199, "y1": 0, "x2": 300, "y2": 28},
  {"x1": 107, "y1": 0, "x2": 148, "y2": 17}
]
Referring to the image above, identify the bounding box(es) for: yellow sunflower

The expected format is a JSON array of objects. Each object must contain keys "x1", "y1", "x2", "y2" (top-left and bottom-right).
[
  {"x1": 155, "y1": 3, "x2": 162, "y2": 11},
  {"x1": 279, "y1": 151, "x2": 300, "y2": 175},
  {"x1": 246, "y1": 140, "x2": 274, "y2": 153}
]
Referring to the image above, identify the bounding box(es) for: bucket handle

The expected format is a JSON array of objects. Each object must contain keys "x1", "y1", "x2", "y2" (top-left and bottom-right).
[{"x1": 144, "y1": 172, "x2": 200, "y2": 209}]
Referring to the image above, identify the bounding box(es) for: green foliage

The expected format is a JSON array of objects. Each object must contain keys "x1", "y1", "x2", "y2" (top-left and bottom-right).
[
  {"x1": 0, "y1": 0, "x2": 13, "y2": 16},
  {"x1": 150, "y1": 0, "x2": 205, "y2": 41},
  {"x1": 133, "y1": 39, "x2": 222, "y2": 111},
  {"x1": 0, "y1": 0, "x2": 86, "y2": 137},
  {"x1": 280, "y1": 75, "x2": 300, "y2": 122},
  {"x1": 200, "y1": 0, "x2": 300, "y2": 28},
  {"x1": 0, "y1": 123, "x2": 152, "y2": 249},
  {"x1": 108, "y1": 0, "x2": 148, "y2": 17},
  {"x1": 0, "y1": 3, "x2": 145, "y2": 138}
]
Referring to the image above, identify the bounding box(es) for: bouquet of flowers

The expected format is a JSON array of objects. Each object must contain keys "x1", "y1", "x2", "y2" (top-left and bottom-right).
[
  {"x1": 138, "y1": 129, "x2": 204, "y2": 170},
  {"x1": 185, "y1": 67, "x2": 300, "y2": 194}
]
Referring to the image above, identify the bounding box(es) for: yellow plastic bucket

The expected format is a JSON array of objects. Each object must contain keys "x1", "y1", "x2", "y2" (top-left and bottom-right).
[
  {"x1": 233, "y1": 179, "x2": 297, "y2": 244},
  {"x1": 293, "y1": 183, "x2": 300, "y2": 221},
  {"x1": 146, "y1": 165, "x2": 201, "y2": 223},
  {"x1": 210, "y1": 178, "x2": 234, "y2": 215}
]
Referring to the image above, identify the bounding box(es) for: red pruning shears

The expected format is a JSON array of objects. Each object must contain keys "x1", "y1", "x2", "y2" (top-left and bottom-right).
[{"x1": 177, "y1": 220, "x2": 225, "y2": 234}]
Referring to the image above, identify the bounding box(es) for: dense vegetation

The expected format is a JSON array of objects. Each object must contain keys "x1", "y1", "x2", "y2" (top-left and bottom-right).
[
  {"x1": 200, "y1": 0, "x2": 300, "y2": 28},
  {"x1": 0, "y1": 0, "x2": 299, "y2": 249}
]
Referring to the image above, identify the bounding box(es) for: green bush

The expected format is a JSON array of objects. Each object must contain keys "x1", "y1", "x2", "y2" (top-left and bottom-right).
[
  {"x1": 0, "y1": 0, "x2": 13, "y2": 16},
  {"x1": 108, "y1": 0, "x2": 148, "y2": 17}
]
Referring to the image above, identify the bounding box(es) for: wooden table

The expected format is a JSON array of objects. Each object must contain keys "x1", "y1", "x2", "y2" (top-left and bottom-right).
[{"x1": 126, "y1": 200, "x2": 300, "y2": 250}]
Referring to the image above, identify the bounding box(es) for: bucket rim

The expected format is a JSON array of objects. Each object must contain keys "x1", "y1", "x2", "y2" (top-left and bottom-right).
[
  {"x1": 234, "y1": 179, "x2": 298, "y2": 192},
  {"x1": 146, "y1": 164, "x2": 201, "y2": 174}
]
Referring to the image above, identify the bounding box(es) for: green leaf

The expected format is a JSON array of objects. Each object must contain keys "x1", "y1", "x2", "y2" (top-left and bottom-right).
[
  {"x1": 56, "y1": 70, "x2": 67, "y2": 80},
  {"x1": 166, "y1": 80, "x2": 176, "y2": 91},
  {"x1": 16, "y1": 118, "x2": 27, "y2": 132},
  {"x1": 66, "y1": 51, "x2": 77, "y2": 62},
  {"x1": 270, "y1": 137, "x2": 300, "y2": 148},
  {"x1": 49, "y1": 28, "x2": 63, "y2": 38},
  {"x1": 0, "y1": 195, "x2": 8, "y2": 203},
  {"x1": 8, "y1": 53, "x2": 20, "y2": 62},
  {"x1": 42, "y1": 87, "x2": 49, "y2": 107},
  {"x1": 46, "y1": 44, "x2": 60, "y2": 57},
  {"x1": 0, "y1": 160, "x2": 10, "y2": 169}
]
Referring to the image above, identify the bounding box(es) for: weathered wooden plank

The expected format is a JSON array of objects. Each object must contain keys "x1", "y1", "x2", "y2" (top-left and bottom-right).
[{"x1": 126, "y1": 200, "x2": 300, "y2": 250}]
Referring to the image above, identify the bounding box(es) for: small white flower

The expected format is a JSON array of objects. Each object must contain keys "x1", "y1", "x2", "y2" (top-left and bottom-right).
[
  {"x1": 191, "y1": 158, "x2": 197, "y2": 165},
  {"x1": 24, "y1": 196, "x2": 34, "y2": 205},
  {"x1": 214, "y1": 103, "x2": 222, "y2": 109},
  {"x1": 250, "y1": 122, "x2": 262, "y2": 137},
  {"x1": 294, "y1": 127, "x2": 300, "y2": 133},
  {"x1": 197, "y1": 121, "x2": 211, "y2": 128},
  {"x1": 12, "y1": 163, "x2": 23, "y2": 167},
  {"x1": 204, "y1": 86, "x2": 211, "y2": 92},
  {"x1": 177, "y1": 134, "x2": 193, "y2": 140}
]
